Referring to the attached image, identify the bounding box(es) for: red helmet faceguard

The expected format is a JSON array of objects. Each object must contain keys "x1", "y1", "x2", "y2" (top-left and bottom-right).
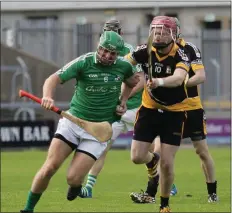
[
  {"x1": 96, "y1": 46, "x2": 118, "y2": 65},
  {"x1": 149, "y1": 16, "x2": 177, "y2": 50}
]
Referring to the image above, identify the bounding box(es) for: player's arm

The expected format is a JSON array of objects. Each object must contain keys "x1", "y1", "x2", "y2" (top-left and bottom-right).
[
  {"x1": 128, "y1": 71, "x2": 144, "y2": 98},
  {"x1": 43, "y1": 73, "x2": 62, "y2": 98},
  {"x1": 148, "y1": 48, "x2": 190, "y2": 88},
  {"x1": 186, "y1": 45, "x2": 206, "y2": 87},
  {"x1": 148, "y1": 64, "x2": 190, "y2": 88},
  {"x1": 117, "y1": 62, "x2": 139, "y2": 115},
  {"x1": 42, "y1": 58, "x2": 83, "y2": 109},
  {"x1": 120, "y1": 73, "x2": 139, "y2": 103}
]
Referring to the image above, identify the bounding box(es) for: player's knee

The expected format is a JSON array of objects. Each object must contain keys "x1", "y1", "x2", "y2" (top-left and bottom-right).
[
  {"x1": 131, "y1": 154, "x2": 144, "y2": 164},
  {"x1": 194, "y1": 142, "x2": 210, "y2": 161},
  {"x1": 160, "y1": 159, "x2": 173, "y2": 175},
  {"x1": 66, "y1": 172, "x2": 82, "y2": 186},
  {"x1": 41, "y1": 163, "x2": 59, "y2": 178},
  {"x1": 196, "y1": 149, "x2": 211, "y2": 161}
]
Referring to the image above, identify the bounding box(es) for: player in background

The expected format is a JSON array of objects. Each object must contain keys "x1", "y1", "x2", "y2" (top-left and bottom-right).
[
  {"x1": 20, "y1": 31, "x2": 139, "y2": 213},
  {"x1": 80, "y1": 19, "x2": 145, "y2": 198},
  {"x1": 125, "y1": 16, "x2": 191, "y2": 212},
  {"x1": 130, "y1": 16, "x2": 218, "y2": 205}
]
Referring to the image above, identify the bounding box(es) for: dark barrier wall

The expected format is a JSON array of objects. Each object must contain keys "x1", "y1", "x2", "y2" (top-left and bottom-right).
[{"x1": 0, "y1": 120, "x2": 55, "y2": 147}]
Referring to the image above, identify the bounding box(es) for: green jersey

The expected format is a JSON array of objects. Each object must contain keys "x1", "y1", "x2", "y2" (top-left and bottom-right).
[
  {"x1": 57, "y1": 52, "x2": 134, "y2": 124},
  {"x1": 119, "y1": 42, "x2": 143, "y2": 110}
]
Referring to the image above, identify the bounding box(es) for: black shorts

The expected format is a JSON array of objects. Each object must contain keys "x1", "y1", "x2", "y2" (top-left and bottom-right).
[
  {"x1": 183, "y1": 108, "x2": 207, "y2": 141},
  {"x1": 133, "y1": 106, "x2": 186, "y2": 146}
]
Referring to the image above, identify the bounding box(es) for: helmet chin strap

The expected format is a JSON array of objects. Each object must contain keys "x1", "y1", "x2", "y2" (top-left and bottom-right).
[{"x1": 152, "y1": 40, "x2": 173, "y2": 50}]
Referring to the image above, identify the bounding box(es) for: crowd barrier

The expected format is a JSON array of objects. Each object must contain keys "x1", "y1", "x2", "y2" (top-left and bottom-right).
[{"x1": 0, "y1": 119, "x2": 230, "y2": 148}]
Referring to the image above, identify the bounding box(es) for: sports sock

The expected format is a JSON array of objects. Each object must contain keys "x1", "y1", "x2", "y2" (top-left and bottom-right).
[
  {"x1": 207, "y1": 181, "x2": 217, "y2": 194},
  {"x1": 146, "y1": 152, "x2": 160, "y2": 178},
  {"x1": 24, "y1": 191, "x2": 42, "y2": 212},
  {"x1": 85, "y1": 174, "x2": 97, "y2": 190},
  {"x1": 160, "y1": 196, "x2": 169, "y2": 208},
  {"x1": 146, "y1": 174, "x2": 159, "y2": 197}
]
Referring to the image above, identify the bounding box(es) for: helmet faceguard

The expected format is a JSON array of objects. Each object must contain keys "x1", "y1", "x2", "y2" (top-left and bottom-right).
[
  {"x1": 103, "y1": 19, "x2": 122, "y2": 35},
  {"x1": 97, "y1": 31, "x2": 124, "y2": 65},
  {"x1": 97, "y1": 46, "x2": 118, "y2": 65},
  {"x1": 149, "y1": 16, "x2": 177, "y2": 50}
]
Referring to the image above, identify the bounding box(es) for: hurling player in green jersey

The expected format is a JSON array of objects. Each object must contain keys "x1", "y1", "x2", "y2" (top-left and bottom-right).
[
  {"x1": 20, "y1": 30, "x2": 139, "y2": 213},
  {"x1": 80, "y1": 19, "x2": 145, "y2": 198}
]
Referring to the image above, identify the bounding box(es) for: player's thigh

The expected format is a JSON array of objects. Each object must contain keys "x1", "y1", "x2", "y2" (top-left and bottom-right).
[
  {"x1": 183, "y1": 109, "x2": 207, "y2": 142},
  {"x1": 43, "y1": 117, "x2": 80, "y2": 169},
  {"x1": 160, "y1": 111, "x2": 186, "y2": 147},
  {"x1": 44, "y1": 138, "x2": 74, "y2": 169},
  {"x1": 131, "y1": 106, "x2": 159, "y2": 159},
  {"x1": 160, "y1": 142, "x2": 179, "y2": 168},
  {"x1": 67, "y1": 139, "x2": 107, "y2": 181},
  {"x1": 133, "y1": 106, "x2": 159, "y2": 143},
  {"x1": 151, "y1": 136, "x2": 161, "y2": 154}
]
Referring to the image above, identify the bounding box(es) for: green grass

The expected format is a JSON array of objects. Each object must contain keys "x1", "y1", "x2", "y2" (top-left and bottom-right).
[{"x1": 1, "y1": 147, "x2": 231, "y2": 212}]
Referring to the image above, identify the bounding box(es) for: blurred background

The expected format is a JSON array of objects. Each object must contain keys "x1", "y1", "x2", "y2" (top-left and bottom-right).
[{"x1": 1, "y1": 1, "x2": 231, "y2": 148}]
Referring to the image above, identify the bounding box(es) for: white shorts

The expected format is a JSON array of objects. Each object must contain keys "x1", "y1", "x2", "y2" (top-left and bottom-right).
[
  {"x1": 111, "y1": 107, "x2": 139, "y2": 141},
  {"x1": 54, "y1": 116, "x2": 107, "y2": 160}
]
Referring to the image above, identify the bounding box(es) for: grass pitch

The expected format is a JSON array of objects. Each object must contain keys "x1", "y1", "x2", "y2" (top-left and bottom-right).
[{"x1": 1, "y1": 147, "x2": 231, "y2": 212}]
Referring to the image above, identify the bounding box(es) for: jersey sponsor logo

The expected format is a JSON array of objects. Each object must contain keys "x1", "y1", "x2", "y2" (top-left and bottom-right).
[
  {"x1": 85, "y1": 85, "x2": 118, "y2": 93},
  {"x1": 155, "y1": 62, "x2": 164, "y2": 67}
]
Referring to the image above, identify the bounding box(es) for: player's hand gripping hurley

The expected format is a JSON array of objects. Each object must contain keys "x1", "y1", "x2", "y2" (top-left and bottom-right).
[{"x1": 19, "y1": 90, "x2": 113, "y2": 142}]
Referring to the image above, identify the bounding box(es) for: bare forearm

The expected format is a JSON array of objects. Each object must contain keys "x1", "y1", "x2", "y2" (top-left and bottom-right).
[
  {"x1": 127, "y1": 72, "x2": 144, "y2": 98},
  {"x1": 160, "y1": 75, "x2": 184, "y2": 88},
  {"x1": 120, "y1": 83, "x2": 133, "y2": 104},
  {"x1": 187, "y1": 74, "x2": 205, "y2": 87},
  {"x1": 129, "y1": 85, "x2": 143, "y2": 98},
  {"x1": 43, "y1": 74, "x2": 60, "y2": 98}
]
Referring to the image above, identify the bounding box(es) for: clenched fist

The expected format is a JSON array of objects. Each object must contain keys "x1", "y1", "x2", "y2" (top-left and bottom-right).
[
  {"x1": 116, "y1": 102, "x2": 127, "y2": 116},
  {"x1": 41, "y1": 97, "x2": 54, "y2": 110}
]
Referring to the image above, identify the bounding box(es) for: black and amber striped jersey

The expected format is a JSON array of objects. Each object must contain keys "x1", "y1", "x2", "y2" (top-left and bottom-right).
[
  {"x1": 125, "y1": 42, "x2": 191, "y2": 111},
  {"x1": 178, "y1": 38, "x2": 204, "y2": 109}
]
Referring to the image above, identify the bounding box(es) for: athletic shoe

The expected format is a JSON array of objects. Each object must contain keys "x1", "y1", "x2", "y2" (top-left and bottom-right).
[
  {"x1": 79, "y1": 186, "x2": 92, "y2": 198},
  {"x1": 130, "y1": 190, "x2": 155, "y2": 203},
  {"x1": 160, "y1": 206, "x2": 171, "y2": 212},
  {"x1": 170, "y1": 184, "x2": 177, "y2": 196},
  {"x1": 208, "y1": 193, "x2": 219, "y2": 202}
]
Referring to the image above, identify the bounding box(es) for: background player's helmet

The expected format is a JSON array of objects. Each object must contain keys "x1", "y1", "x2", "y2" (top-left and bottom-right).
[
  {"x1": 150, "y1": 16, "x2": 177, "y2": 50},
  {"x1": 97, "y1": 31, "x2": 124, "y2": 65},
  {"x1": 103, "y1": 19, "x2": 122, "y2": 35}
]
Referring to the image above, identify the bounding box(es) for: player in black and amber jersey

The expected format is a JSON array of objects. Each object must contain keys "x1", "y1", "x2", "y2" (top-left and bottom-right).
[
  {"x1": 125, "y1": 16, "x2": 191, "y2": 213},
  {"x1": 130, "y1": 17, "x2": 218, "y2": 208}
]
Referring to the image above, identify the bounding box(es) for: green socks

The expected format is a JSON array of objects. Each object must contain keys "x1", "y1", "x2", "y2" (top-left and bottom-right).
[
  {"x1": 85, "y1": 174, "x2": 97, "y2": 190},
  {"x1": 24, "y1": 191, "x2": 42, "y2": 212}
]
